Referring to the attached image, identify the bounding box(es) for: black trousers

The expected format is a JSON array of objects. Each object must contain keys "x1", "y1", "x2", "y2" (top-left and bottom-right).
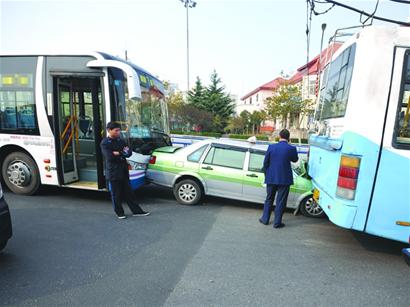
[{"x1": 109, "y1": 179, "x2": 144, "y2": 216}]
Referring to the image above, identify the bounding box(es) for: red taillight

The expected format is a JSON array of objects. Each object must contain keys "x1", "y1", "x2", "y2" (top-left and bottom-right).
[
  {"x1": 149, "y1": 156, "x2": 156, "y2": 164},
  {"x1": 338, "y1": 166, "x2": 359, "y2": 179},
  {"x1": 337, "y1": 177, "x2": 357, "y2": 190},
  {"x1": 337, "y1": 155, "x2": 361, "y2": 200},
  {"x1": 44, "y1": 159, "x2": 50, "y2": 164}
]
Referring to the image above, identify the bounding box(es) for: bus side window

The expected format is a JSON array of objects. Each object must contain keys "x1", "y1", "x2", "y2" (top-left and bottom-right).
[
  {"x1": 393, "y1": 51, "x2": 410, "y2": 148},
  {"x1": 0, "y1": 57, "x2": 38, "y2": 134}
]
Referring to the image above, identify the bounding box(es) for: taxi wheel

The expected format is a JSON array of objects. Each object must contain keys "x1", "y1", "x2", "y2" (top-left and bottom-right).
[
  {"x1": 299, "y1": 196, "x2": 325, "y2": 218},
  {"x1": 174, "y1": 179, "x2": 202, "y2": 206}
]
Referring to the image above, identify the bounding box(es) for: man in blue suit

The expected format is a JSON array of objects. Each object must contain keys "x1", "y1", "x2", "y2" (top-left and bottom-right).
[{"x1": 259, "y1": 129, "x2": 298, "y2": 228}]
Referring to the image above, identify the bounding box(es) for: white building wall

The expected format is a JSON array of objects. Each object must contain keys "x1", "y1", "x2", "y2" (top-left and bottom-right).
[{"x1": 236, "y1": 89, "x2": 273, "y2": 115}]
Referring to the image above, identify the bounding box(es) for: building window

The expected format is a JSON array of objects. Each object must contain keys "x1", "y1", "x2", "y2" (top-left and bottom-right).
[
  {"x1": 250, "y1": 97, "x2": 252, "y2": 104},
  {"x1": 256, "y1": 94, "x2": 259, "y2": 102}
]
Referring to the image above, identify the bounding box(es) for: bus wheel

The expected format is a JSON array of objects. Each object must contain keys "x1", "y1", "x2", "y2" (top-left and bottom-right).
[
  {"x1": 2, "y1": 152, "x2": 40, "y2": 195},
  {"x1": 299, "y1": 196, "x2": 325, "y2": 218}
]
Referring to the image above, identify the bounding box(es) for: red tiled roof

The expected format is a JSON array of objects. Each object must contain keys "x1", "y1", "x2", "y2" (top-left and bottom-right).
[
  {"x1": 241, "y1": 77, "x2": 285, "y2": 101},
  {"x1": 289, "y1": 43, "x2": 342, "y2": 84},
  {"x1": 241, "y1": 43, "x2": 343, "y2": 99}
]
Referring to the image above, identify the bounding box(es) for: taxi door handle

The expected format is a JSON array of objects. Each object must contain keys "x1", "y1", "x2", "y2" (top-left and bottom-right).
[
  {"x1": 246, "y1": 173, "x2": 258, "y2": 178},
  {"x1": 202, "y1": 166, "x2": 213, "y2": 170}
]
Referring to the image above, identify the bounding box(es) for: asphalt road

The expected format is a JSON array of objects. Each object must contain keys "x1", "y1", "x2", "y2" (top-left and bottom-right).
[{"x1": 0, "y1": 184, "x2": 409, "y2": 307}]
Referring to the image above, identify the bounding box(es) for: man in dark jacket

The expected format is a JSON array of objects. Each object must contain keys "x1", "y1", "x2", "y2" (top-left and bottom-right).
[
  {"x1": 259, "y1": 129, "x2": 298, "y2": 228},
  {"x1": 100, "y1": 122, "x2": 149, "y2": 219}
]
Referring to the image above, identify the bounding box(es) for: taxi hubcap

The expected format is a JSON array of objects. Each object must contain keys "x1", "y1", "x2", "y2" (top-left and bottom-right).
[
  {"x1": 304, "y1": 197, "x2": 323, "y2": 215},
  {"x1": 179, "y1": 184, "x2": 197, "y2": 202}
]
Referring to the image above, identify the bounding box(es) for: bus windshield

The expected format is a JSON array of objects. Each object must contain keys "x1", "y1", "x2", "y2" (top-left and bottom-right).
[{"x1": 109, "y1": 68, "x2": 170, "y2": 154}]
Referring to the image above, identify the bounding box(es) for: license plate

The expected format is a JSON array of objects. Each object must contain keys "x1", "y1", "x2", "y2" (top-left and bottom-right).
[{"x1": 313, "y1": 189, "x2": 320, "y2": 202}]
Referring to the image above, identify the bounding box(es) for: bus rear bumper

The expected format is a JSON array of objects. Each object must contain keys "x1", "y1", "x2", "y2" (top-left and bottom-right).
[{"x1": 318, "y1": 189, "x2": 357, "y2": 229}]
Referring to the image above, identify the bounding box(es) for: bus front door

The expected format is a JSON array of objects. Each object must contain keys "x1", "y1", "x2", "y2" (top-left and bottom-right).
[
  {"x1": 54, "y1": 77, "x2": 105, "y2": 189},
  {"x1": 55, "y1": 80, "x2": 79, "y2": 184}
]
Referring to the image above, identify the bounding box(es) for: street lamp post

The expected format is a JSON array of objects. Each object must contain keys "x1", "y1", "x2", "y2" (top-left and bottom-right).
[{"x1": 180, "y1": 0, "x2": 196, "y2": 92}]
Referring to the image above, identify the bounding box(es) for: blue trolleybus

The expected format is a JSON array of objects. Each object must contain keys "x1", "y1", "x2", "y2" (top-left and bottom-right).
[{"x1": 308, "y1": 26, "x2": 410, "y2": 244}]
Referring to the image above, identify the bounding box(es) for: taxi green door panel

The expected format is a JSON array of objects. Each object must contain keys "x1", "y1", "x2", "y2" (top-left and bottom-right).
[
  {"x1": 242, "y1": 151, "x2": 266, "y2": 204},
  {"x1": 199, "y1": 145, "x2": 246, "y2": 198}
]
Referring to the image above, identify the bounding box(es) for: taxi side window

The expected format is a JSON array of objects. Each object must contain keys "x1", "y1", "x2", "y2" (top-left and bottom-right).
[
  {"x1": 248, "y1": 151, "x2": 265, "y2": 173},
  {"x1": 187, "y1": 145, "x2": 208, "y2": 163},
  {"x1": 203, "y1": 146, "x2": 246, "y2": 169}
]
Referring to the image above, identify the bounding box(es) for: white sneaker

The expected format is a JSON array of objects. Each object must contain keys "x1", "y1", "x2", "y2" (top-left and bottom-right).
[
  {"x1": 132, "y1": 212, "x2": 150, "y2": 217},
  {"x1": 117, "y1": 215, "x2": 127, "y2": 219}
]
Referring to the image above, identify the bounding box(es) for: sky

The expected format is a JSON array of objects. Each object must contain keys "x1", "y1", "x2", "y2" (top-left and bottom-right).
[{"x1": 1, "y1": 0, "x2": 409, "y2": 98}]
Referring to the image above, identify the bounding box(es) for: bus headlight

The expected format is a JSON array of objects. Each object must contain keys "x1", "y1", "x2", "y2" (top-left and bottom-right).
[{"x1": 127, "y1": 161, "x2": 147, "y2": 171}]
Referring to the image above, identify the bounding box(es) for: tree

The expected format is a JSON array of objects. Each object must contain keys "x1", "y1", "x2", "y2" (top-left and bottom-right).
[
  {"x1": 187, "y1": 77, "x2": 206, "y2": 110},
  {"x1": 250, "y1": 110, "x2": 267, "y2": 134},
  {"x1": 203, "y1": 70, "x2": 235, "y2": 132},
  {"x1": 239, "y1": 110, "x2": 251, "y2": 134},
  {"x1": 264, "y1": 79, "x2": 314, "y2": 129},
  {"x1": 226, "y1": 115, "x2": 246, "y2": 134}
]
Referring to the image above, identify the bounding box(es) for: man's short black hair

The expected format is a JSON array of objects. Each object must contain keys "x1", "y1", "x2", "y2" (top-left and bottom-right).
[
  {"x1": 106, "y1": 121, "x2": 121, "y2": 130},
  {"x1": 279, "y1": 129, "x2": 290, "y2": 140}
]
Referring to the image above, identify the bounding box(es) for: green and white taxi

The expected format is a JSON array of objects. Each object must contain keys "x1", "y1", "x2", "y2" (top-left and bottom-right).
[{"x1": 146, "y1": 139, "x2": 324, "y2": 217}]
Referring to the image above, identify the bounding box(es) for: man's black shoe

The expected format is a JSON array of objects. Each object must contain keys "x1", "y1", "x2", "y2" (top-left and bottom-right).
[
  {"x1": 259, "y1": 218, "x2": 269, "y2": 225},
  {"x1": 274, "y1": 223, "x2": 285, "y2": 229}
]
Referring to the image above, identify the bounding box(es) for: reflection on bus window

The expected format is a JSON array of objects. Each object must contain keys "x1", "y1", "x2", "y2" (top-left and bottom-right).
[
  {"x1": 317, "y1": 44, "x2": 356, "y2": 120},
  {"x1": 395, "y1": 85, "x2": 410, "y2": 146},
  {"x1": 394, "y1": 51, "x2": 410, "y2": 147}
]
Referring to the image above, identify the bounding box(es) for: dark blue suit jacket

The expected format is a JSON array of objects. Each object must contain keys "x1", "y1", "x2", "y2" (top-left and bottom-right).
[{"x1": 263, "y1": 141, "x2": 299, "y2": 185}]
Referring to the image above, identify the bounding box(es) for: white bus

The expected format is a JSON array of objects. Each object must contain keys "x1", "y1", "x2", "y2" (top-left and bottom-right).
[
  {"x1": 0, "y1": 52, "x2": 170, "y2": 195},
  {"x1": 309, "y1": 26, "x2": 410, "y2": 243}
]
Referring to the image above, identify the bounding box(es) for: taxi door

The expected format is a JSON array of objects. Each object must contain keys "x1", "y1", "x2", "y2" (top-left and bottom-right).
[
  {"x1": 199, "y1": 144, "x2": 246, "y2": 198},
  {"x1": 242, "y1": 149, "x2": 266, "y2": 204}
]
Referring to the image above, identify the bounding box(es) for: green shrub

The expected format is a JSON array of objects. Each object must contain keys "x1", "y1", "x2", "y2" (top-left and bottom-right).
[
  {"x1": 229, "y1": 134, "x2": 269, "y2": 141},
  {"x1": 199, "y1": 132, "x2": 222, "y2": 137},
  {"x1": 170, "y1": 130, "x2": 221, "y2": 138},
  {"x1": 170, "y1": 130, "x2": 185, "y2": 134},
  {"x1": 229, "y1": 134, "x2": 249, "y2": 140}
]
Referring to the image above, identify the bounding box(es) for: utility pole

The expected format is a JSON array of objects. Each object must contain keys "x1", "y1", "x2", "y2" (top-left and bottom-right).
[{"x1": 180, "y1": 0, "x2": 197, "y2": 92}]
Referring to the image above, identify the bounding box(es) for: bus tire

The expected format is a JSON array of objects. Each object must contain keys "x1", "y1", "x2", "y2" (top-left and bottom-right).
[
  {"x1": 2, "y1": 152, "x2": 40, "y2": 195},
  {"x1": 173, "y1": 179, "x2": 202, "y2": 206},
  {"x1": 299, "y1": 196, "x2": 325, "y2": 218}
]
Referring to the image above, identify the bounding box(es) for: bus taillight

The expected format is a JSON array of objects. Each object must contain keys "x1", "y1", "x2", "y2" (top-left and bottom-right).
[{"x1": 336, "y1": 155, "x2": 361, "y2": 200}]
